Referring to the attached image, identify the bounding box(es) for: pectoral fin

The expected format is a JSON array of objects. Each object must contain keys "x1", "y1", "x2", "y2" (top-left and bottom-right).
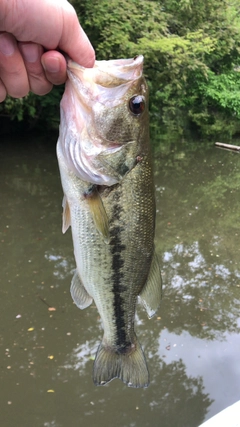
[
  {"x1": 138, "y1": 250, "x2": 162, "y2": 319},
  {"x1": 85, "y1": 186, "x2": 109, "y2": 244},
  {"x1": 62, "y1": 195, "x2": 71, "y2": 234},
  {"x1": 70, "y1": 269, "x2": 93, "y2": 309}
]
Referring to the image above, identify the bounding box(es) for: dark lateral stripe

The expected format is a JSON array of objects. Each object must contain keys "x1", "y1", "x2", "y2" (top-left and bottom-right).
[{"x1": 110, "y1": 202, "x2": 130, "y2": 353}]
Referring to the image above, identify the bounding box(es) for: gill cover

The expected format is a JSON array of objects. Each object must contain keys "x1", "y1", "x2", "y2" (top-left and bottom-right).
[{"x1": 57, "y1": 56, "x2": 147, "y2": 186}]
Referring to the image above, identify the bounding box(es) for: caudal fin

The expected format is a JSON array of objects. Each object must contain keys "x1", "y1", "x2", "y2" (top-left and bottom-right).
[{"x1": 93, "y1": 336, "x2": 149, "y2": 388}]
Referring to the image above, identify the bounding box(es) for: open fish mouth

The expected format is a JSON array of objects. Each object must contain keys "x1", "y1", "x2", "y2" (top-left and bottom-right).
[
  {"x1": 67, "y1": 55, "x2": 144, "y2": 88},
  {"x1": 59, "y1": 55, "x2": 148, "y2": 186}
]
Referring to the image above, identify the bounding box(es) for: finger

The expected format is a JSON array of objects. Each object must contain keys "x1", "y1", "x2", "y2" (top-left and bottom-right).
[
  {"x1": 59, "y1": 4, "x2": 95, "y2": 68},
  {"x1": 41, "y1": 50, "x2": 67, "y2": 86},
  {"x1": 3, "y1": 0, "x2": 95, "y2": 68},
  {"x1": 0, "y1": 32, "x2": 29, "y2": 98},
  {"x1": 18, "y1": 42, "x2": 53, "y2": 95},
  {"x1": 0, "y1": 78, "x2": 7, "y2": 102}
]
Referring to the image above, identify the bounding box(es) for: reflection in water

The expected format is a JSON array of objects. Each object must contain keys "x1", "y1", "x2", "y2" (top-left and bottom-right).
[
  {"x1": 43, "y1": 423, "x2": 60, "y2": 427},
  {"x1": 59, "y1": 322, "x2": 212, "y2": 427},
  {"x1": 0, "y1": 134, "x2": 240, "y2": 426},
  {"x1": 161, "y1": 240, "x2": 240, "y2": 339},
  {"x1": 45, "y1": 251, "x2": 75, "y2": 281}
]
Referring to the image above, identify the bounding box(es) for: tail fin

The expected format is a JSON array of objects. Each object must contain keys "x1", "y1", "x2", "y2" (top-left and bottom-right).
[{"x1": 93, "y1": 336, "x2": 149, "y2": 388}]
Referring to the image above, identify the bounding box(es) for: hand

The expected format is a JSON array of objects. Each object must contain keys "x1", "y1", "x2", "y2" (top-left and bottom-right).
[{"x1": 0, "y1": 0, "x2": 95, "y2": 102}]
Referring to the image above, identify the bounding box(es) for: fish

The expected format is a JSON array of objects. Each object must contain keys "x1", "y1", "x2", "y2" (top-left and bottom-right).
[{"x1": 56, "y1": 55, "x2": 162, "y2": 388}]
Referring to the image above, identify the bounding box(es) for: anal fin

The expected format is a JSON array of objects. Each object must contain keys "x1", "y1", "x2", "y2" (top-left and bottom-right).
[
  {"x1": 70, "y1": 269, "x2": 93, "y2": 309},
  {"x1": 138, "y1": 250, "x2": 162, "y2": 319}
]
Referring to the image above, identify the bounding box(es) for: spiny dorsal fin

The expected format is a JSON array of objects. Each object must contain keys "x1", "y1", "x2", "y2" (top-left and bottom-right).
[
  {"x1": 138, "y1": 250, "x2": 162, "y2": 319},
  {"x1": 85, "y1": 186, "x2": 110, "y2": 244},
  {"x1": 62, "y1": 195, "x2": 71, "y2": 234},
  {"x1": 70, "y1": 269, "x2": 93, "y2": 310}
]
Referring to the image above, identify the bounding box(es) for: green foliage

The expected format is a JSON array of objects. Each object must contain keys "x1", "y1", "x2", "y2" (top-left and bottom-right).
[
  {"x1": 80, "y1": 0, "x2": 169, "y2": 58},
  {"x1": 75, "y1": 0, "x2": 240, "y2": 139},
  {"x1": 188, "y1": 70, "x2": 240, "y2": 137},
  {"x1": 0, "y1": 86, "x2": 63, "y2": 132},
  {"x1": 0, "y1": 95, "x2": 36, "y2": 122},
  {"x1": 2, "y1": 0, "x2": 240, "y2": 139}
]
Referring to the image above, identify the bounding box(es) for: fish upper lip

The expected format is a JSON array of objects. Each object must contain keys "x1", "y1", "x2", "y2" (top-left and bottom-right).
[
  {"x1": 65, "y1": 56, "x2": 145, "y2": 112},
  {"x1": 67, "y1": 55, "x2": 143, "y2": 69},
  {"x1": 67, "y1": 55, "x2": 144, "y2": 86},
  {"x1": 94, "y1": 55, "x2": 144, "y2": 69}
]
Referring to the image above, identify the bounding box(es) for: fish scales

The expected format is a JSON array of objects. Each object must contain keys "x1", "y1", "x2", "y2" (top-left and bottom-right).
[
  {"x1": 107, "y1": 155, "x2": 155, "y2": 352},
  {"x1": 57, "y1": 55, "x2": 161, "y2": 388}
]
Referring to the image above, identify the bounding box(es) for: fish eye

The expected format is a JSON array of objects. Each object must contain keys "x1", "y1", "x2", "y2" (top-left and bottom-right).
[{"x1": 129, "y1": 95, "x2": 145, "y2": 116}]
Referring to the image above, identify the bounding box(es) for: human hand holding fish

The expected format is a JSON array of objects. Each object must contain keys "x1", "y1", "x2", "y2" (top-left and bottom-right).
[
  {"x1": 0, "y1": 0, "x2": 95, "y2": 102},
  {"x1": 0, "y1": 0, "x2": 162, "y2": 388}
]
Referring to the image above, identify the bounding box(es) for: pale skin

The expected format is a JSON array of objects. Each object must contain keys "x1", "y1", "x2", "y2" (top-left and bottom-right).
[{"x1": 0, "y1": 0, "x2": 95, "y2": 102}]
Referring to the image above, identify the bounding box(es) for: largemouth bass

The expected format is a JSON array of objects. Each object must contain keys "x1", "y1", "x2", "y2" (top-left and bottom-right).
[{"x1": 57, "y1": 55, "x2": 162, "y2": 388}]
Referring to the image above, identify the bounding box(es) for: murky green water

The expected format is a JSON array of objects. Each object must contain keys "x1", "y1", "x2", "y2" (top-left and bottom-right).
[{"x1": 0, "y1": 132, "x2": 240, "y2": 427}]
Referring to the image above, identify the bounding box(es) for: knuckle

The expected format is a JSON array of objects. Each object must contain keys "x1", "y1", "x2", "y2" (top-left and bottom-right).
[{"x1": 29, "y1": 77, "x2": 53, "y2": 96}]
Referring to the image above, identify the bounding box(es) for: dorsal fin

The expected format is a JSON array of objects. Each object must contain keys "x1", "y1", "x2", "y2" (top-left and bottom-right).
[{"x1": 138, "y1": 250, "x2": 162, "y2": 319}]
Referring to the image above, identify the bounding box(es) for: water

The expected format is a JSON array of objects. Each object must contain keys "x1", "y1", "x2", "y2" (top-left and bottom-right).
[{"x1": 0, "y1": 132, "x2": 240, "y2": 427}]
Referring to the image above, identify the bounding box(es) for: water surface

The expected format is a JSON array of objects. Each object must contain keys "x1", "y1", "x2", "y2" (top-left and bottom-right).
[{"x1": 0, "y1": 133, "x2": 239, "y2": 426}]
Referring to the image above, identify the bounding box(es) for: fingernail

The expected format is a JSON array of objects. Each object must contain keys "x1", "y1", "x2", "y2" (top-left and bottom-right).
[
  {"x1": 0, "y1": 33, "x2": 15, "y2": 56},
  {"x1": 21, "y1": 43, "x2": 40, "y2": 63},
  {"x1": 42, "y1": 57, "x2": 60, "y2": 73}
]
